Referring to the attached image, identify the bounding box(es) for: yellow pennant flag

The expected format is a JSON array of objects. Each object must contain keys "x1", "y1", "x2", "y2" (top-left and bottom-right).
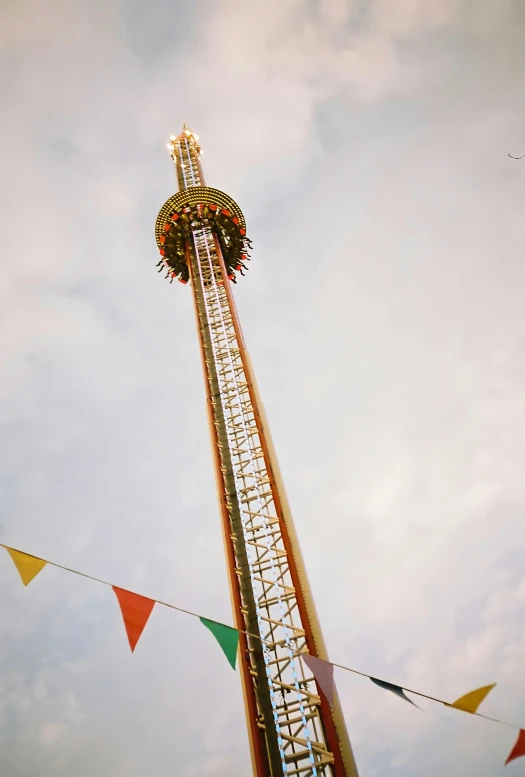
[
  {"x1": 447, "y1": 683, "x2": 496, "y2": 714},
  {"x1": 6, "y1": 548, "x2": 47, "y2": 586}
]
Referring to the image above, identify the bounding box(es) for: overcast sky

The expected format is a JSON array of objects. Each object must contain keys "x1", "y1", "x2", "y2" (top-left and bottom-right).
[{"x1": 1, "y1": 0, "x2": 525, "y2": 775}]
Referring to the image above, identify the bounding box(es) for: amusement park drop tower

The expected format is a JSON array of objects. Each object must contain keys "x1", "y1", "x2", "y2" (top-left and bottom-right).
[{"x1": 155, "y1": 127, "x2": 359, "y2": 777}]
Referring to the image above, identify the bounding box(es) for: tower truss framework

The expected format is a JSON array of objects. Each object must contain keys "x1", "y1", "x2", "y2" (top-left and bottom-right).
[{"x1": 155, "y1": 127, "x2": 359, "y2": 777}]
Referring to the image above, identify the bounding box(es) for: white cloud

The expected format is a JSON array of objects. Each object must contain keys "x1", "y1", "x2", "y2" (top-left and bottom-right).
[
  {"x1": 1, "y1": 0, "x2": 525, "y2": 775},
  {"x1": 39, "y1": 722, "x2": 66, "y2": 745}
]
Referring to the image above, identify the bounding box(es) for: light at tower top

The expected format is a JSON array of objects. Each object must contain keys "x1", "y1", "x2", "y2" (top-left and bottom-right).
[{"x1": 166, "y1": 124, "x2": 202, "y2": 156}]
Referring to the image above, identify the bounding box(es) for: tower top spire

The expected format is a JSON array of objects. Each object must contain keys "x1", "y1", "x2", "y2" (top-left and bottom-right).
[{"x1": 166, "y1": 126, "x2": 201, "y2": 160}]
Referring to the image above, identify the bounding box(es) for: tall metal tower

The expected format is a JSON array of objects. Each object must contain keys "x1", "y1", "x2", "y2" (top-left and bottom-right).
[{"x1": 155, "y1": 127, "x2": 359, "y2": 777}]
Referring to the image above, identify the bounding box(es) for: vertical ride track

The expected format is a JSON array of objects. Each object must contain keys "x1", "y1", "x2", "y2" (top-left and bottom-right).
[{"x1": 155, "y1": 128, "x2": 359, "y2": 777}]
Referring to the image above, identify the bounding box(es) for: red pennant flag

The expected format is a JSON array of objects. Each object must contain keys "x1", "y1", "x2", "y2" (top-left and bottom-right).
[
  {"x1": 505, "y1": 729, "x2": 525, "y2": 766},
  {"x1": 112, "y1": 586, "x2": 155, "y2": 653},
  {"x1": 301, "y1": 654, "x2": 335, "y2": 706}
]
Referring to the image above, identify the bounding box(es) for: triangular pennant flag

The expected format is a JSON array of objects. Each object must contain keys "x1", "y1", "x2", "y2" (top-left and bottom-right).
[
  {"x1": 200, "y1": 618, "x2": 239, "y2": 670},
  {"x1": 447, "y1": 683, "x2": 496, "y2": 714},
  {"x1": 370, "y1": 677, "x2": 420, "y2": 709},
  {"x1": 6, "y1": 548, "x2": 47, "y2": 586},
  {"x1": 301, "y1": 654, "x2": 335, "y2": 706},
  {"x1": 112, "y1": 586, "x2": 155, "y2": 653},
  {"x1": 505, "y1": 729, "x2": 525, "y2": 766}
]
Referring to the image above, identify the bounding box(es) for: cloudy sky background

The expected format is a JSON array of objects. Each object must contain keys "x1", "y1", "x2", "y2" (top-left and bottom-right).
[{"x1": 1, "y1": 0, "x2": 525, "y2": 774}]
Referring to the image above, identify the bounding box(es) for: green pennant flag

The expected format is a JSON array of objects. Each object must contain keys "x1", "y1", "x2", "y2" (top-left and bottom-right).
[{"x1": 200, "y1": 617, "x2": 239, "y2": 670}]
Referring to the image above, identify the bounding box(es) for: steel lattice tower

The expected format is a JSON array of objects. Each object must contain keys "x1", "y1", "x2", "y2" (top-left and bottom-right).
[{"x1": 155, "y1": 127, "x2": 359, "y2": 777}]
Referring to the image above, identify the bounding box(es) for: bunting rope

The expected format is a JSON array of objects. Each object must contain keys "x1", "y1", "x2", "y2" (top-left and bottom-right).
[{"x1": 2, "y1": 542, "x2": 524, "y2": 765}]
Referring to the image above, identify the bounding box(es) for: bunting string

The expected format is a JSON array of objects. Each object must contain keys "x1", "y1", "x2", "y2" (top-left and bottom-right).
[
  {"x1": 2, "y1": 545, "x2": 268, "y2": 650},
  {"x1": 2, "y1": 542, "x2": 523, "y2": 765},
  {"x1": 326, "y1": 661, "x2": 517, "y2": 728}
]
